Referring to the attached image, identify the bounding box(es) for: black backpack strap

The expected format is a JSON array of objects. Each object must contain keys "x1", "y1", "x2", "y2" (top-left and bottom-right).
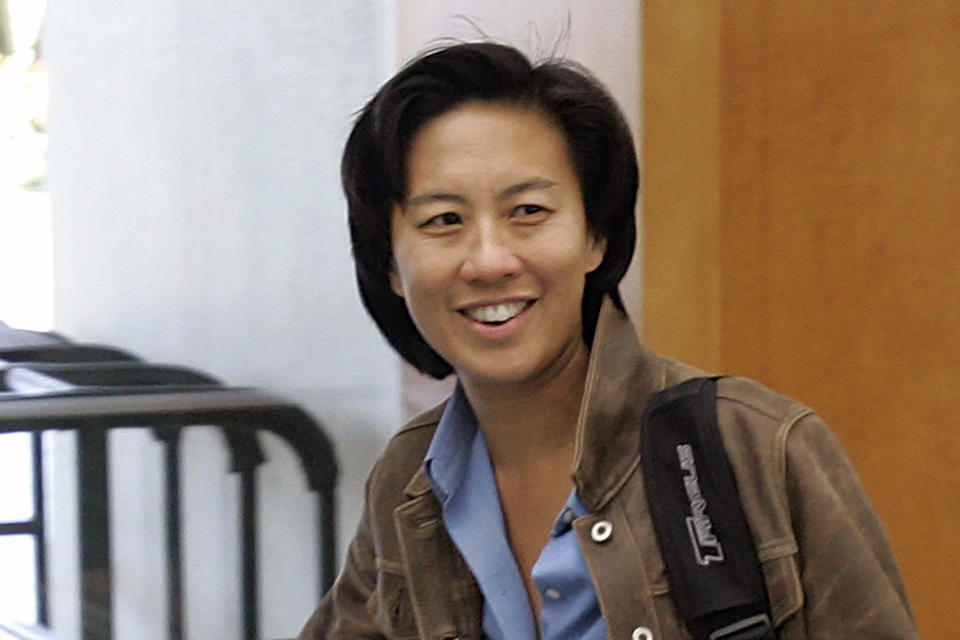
[{"x1": 641, "y1": 377, "x2": 776, "y2": 640}]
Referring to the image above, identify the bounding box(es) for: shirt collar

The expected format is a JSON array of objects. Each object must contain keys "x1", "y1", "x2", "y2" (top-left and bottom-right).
[{"x1": 424, "y1": 383, "x2": 478, "y2": 503}]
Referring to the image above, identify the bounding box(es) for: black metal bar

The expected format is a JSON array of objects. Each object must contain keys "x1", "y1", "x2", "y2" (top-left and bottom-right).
[
  {"x1": 7, "y1": 363, "x2": 220, "y2": 387},
  {"x1": 77, "y1": 423, "x2": 111, "y2": 640},
  {"x1": 0, "y1": 520, "x2": 40, "y2": 535},
  {"x1": 319, "y1": 489, "x2": 337, "y2": 595},
  {"x1": 161, "y1": 430, "x2": 184, "y2": 640},
  {"x1": 1, "y1": 386, "x2": 339, "y2": 637},
  {"x1": 240, "y1": 469, "x2": 259, "y2": 640},
  {"x1": 32, "y1": 429, "x2": 48, "y2": 626},
  {"x1": 0, "y1": 344, "x2": 138, "y2": 364}
]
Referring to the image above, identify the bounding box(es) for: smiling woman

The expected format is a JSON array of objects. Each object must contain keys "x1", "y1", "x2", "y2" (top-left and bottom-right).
[
  {"x1": 299, "y1": 42, "x2": 917, "y2": 640},
  {"x1": 389, "y1": 103, "x2": 604, "y2": 390}
]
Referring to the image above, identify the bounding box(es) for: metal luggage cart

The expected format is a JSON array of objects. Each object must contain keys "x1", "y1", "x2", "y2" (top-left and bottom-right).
[{"x1": 0, "y1": 328, "x2": 337, "y2": 640}]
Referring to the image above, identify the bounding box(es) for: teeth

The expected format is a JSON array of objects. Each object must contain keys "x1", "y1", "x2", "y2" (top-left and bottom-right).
[{"x1": 464, "y1": 302, "x2": 527, "y2": 324}]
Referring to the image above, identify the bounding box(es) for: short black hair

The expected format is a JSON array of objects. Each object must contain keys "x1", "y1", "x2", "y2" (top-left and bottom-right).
[{"x1": 342, "y1": 42, "x2": 638, "y2": 378}]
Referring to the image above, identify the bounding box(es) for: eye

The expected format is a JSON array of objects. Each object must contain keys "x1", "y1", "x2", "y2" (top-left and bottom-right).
[
  {"x1": 422, "y1": 212, "x2": 461, "y2": 228},
  {"x1": 512, "y1": 204, "x2": 546, "y2": 217}
]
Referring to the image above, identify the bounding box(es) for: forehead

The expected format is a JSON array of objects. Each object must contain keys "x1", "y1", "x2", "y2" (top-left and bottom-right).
[{"x1": 403, "y1": 102, "x2": 578, "y2": 193}]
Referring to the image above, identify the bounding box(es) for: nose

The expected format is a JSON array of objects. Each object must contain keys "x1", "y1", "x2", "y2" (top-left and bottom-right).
[{"x1": 459, "y1": 218, "x2": 522, "y2": 284}]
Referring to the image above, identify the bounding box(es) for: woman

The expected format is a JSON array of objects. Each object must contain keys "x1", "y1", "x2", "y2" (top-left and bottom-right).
[{"x1": 300, "y1": 43, "x2": 916, "y2": 639}]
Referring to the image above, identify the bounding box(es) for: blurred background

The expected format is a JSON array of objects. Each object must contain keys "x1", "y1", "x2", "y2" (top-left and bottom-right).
[{"x1": 0, "y1": 1, "x2": 956, "y2": 639}]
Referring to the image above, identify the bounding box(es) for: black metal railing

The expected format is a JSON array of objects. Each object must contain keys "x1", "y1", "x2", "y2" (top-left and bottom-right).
[{"x1": 0, "y1": 324, "x2": 337, "y2": 640}]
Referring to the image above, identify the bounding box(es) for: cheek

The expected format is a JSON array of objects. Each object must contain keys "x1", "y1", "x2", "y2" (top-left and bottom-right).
[
  {"x1": 540, "y1": 232, "x2": 605, "y2": 279},
  {"x1": 389, "y1": 226, "x2": 426, "y2": 298},
  {"x1": 391, "y1": 246, "x2": 446, "y2": 301}
]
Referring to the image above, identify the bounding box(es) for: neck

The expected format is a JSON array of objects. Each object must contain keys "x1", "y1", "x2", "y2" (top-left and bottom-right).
[{"x1": 460, "y1": 339, "x2": 593, "y2": 473}]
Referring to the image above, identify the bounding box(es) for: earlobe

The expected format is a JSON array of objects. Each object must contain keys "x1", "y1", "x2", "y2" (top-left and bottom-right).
[
  {"x1": 390, "y1": 269, "x2": 405, "y2": 298},
  {"x1": 587, "y1": 236, "x2": 607, "y2": 273}
]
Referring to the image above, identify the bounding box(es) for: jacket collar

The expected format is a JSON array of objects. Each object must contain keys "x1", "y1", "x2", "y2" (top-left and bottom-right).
[
  {"x1": 572, "y1": 297, "x2": 672, "y2": 511},
  {"x1": 403, "y1": 297, "x2": 681, "y2": 507}
]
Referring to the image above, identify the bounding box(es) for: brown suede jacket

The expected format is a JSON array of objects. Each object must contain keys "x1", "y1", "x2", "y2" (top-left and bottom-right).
[{"x1": 299, "y1": 300, "x2": 917, "y2": 639}]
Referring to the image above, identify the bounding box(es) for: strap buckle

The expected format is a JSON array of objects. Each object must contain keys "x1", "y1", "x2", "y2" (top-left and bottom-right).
[{"x1": 708, "y1": 614, "x2": 774, "y2": 640}]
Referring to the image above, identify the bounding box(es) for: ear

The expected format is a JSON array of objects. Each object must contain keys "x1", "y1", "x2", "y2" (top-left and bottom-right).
[
  {"x1": 388, "y1": 203, "x2": 407, "y2": 297},
  {"x1": 586, "y1": 235, "x2": 607, "y2": 273},
  {"x1": 389, "y1": 268, "x2": 405, "y2": 298}
]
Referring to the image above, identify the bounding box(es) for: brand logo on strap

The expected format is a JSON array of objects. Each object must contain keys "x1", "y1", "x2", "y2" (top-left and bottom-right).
[{"x1": 677, "y1": 444, "x2": 725, "y2": 566}]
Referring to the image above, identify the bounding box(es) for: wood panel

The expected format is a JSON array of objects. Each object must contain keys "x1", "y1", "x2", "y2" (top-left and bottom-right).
[
  {"x1": 643, "y1": 3, "x2": 960, "y2": 636},
  {"x1": 641, "y1": 1, "x2": 723, "y2": 371}
]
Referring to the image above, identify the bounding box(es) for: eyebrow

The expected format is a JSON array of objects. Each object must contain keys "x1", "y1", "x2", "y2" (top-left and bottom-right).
[
  {"x1": 405, "y1": 192, "x2": 467, "y2": 207},
  {"x1": 499, "y1": 178, "x2": 557, "y2": 199},
  {"x1": 406, "y1": 177, "x2": 558, "y2": 207}
]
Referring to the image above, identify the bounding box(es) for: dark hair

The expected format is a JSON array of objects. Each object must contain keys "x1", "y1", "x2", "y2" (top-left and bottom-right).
[{"x1": 342, "y1": 42, "x2": 638, "y2": 378}]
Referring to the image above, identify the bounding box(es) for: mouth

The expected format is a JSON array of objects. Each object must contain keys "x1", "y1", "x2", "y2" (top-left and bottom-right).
[{"x1": 459, "y1": 300, "x2": 533, "y2": 325}]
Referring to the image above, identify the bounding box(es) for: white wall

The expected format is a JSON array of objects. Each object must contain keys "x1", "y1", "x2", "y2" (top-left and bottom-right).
[
  {"x1": 45, "y1": 1, "x2": 397, "y2": 638},
  {"x1": 42, "y1": 1, "x2": 639, "y2": 638}
]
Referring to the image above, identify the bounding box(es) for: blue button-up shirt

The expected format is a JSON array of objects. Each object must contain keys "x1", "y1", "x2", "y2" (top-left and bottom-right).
[{"x1": 424, "y1": 384, "x2": 607, "y2": 640}]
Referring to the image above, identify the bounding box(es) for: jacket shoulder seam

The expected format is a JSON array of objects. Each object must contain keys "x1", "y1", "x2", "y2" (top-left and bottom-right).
[
  {"x1": 715, "y1": 377, "x2": 818, "y2": 549},
  {"x1": 716, "y1": 379, "x2": 814, "y2": 424}
]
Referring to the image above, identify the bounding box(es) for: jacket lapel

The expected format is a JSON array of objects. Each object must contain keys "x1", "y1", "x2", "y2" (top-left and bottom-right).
[{"x1": 395, "y1": 468, "x2": 484, "y2": 639}]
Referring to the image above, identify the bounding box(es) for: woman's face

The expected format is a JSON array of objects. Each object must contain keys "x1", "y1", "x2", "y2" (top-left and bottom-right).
[{"x1": 390, "y1": 102, "x2": 605, "y2": 388}]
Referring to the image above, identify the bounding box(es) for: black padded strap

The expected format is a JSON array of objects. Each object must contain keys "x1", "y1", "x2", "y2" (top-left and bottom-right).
[{"x1": 642, "y1": 377, "x2": 776, "y2": 640}]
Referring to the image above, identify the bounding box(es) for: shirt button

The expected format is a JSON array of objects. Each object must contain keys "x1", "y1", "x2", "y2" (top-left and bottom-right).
[
  {"x1": 632, "y1": 627, "x2": 653, "y2": 640},
  {"x1": 590, "y1": 519, "x2": 613, "y2": 542},
  {"x1": 561, "y1": 509, "x2": 575, "y2": 524},
  {"x1": 544, "y1": 587, "x2": 562, "y2": 600}
]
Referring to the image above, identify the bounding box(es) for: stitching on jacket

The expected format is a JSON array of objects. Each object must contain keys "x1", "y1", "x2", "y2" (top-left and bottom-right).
[
  {"x1": 776, "y1": 408, "x2": 817, "y2": 523},
  {"x1": 574, "y1": 303, "x2": 607, "y2": 466},
  {"x1": 374, "y1": 557, "x2": 406, "y2": 575}
]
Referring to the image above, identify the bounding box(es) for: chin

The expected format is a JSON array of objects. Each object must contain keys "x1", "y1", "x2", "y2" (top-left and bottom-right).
[{"x1": 455, "y1": 355, "x2": 551, "y2": 387}]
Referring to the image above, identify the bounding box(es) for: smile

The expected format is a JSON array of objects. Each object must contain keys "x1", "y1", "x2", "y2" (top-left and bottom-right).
[{"x1": 460, "y1": 301, "x2": 532, "y2": 325}]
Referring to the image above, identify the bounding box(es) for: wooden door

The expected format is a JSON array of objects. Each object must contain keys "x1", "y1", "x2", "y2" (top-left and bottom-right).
[{"x1": 643, "y1": 3, "x2": 960, "y2": 636}]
